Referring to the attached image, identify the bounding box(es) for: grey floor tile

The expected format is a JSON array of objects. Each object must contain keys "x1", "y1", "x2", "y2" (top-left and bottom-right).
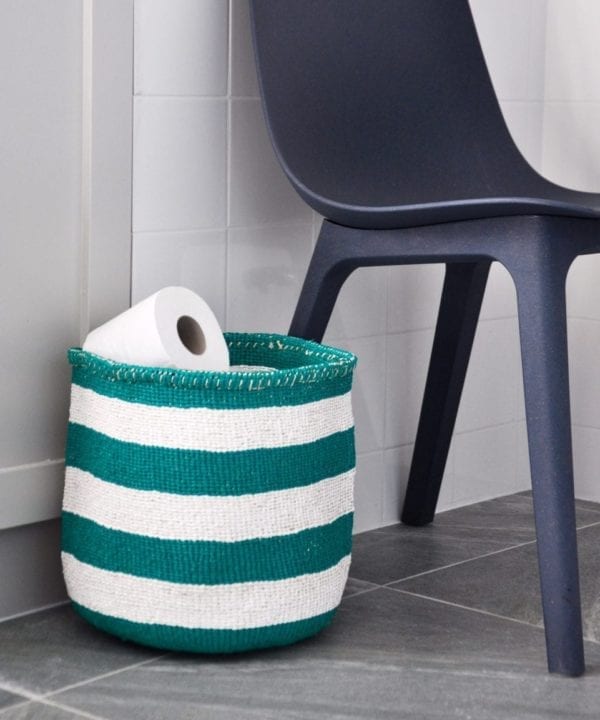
[
  {"x1": 342, "y1": 577, "x2": 379, "y2": 599},
  {"x1": 401, "y1": 493, "x2": 538, "y2": 541},
  {"x1": 0, "y1": 604, "x2": 160, "y2": 695},
  {"x1": 0, "y1": 701, "x2": 92, "y2": 719},
  {"x1": 0, "y1": 690, "x2": 27, "y2": 713},
  {"x1": 575, "y1": 498, "x2": 600, "y2": 516},
  {"x1": 383, "y1": 492, "x2": 600, "y2": 542},
  {"x1": 393, "y1": 523, "x2": 600, "y2": 642},
  {"x1": 52, "y1": 588, "x2": 600, "y2": 720},
  {"x1": 516, "y1": 490, "x2": 600, "y2": 518},
  {"x1": 49, "y1": 665, "x2": 600, "y2": 720},
  {"x1": 349, "y1": 524, "x2": 511, "y2": 585},
  {"x1": 350, "y1": 492, "x2": 600, "y2": 586}
]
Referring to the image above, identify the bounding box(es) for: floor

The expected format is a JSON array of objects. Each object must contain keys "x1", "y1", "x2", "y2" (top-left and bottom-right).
[{"x1": 2, "y1": 492, "x2": 600, "y2": 719}]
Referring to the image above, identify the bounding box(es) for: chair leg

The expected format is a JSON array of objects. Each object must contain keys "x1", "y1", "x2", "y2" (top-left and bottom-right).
[
  {"x1": 401, "y1": 261, "x2": 491, "y2": 526},
  {"x1": 512, "y1": 257, "x2": 584, "y2": 677},
  {"x1": 289, "y1": 224, "x2": 355, "y2": 342}
]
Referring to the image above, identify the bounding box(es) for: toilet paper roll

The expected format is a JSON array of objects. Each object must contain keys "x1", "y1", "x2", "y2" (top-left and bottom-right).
[{"x1": 83, "y1": 287, "x2": 230, "y2": 371}]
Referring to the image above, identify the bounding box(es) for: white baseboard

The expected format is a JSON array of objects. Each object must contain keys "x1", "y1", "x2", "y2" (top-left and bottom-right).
[{"x1": 0, "y1": 460, "x2": 64, "y2": 530}]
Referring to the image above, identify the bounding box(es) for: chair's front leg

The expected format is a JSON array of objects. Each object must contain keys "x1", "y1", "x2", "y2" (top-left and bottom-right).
[
  {"x1": 511, "y1": 254, "x2": 584, "y2": 677},
  {"x1": 289, "y1": 222, "x2": 356, "y2": 342}
]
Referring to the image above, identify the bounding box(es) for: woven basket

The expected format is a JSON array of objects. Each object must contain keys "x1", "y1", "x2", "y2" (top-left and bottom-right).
[{"x1": 61, "y1": 332, "x2": 357, "y2": 653}]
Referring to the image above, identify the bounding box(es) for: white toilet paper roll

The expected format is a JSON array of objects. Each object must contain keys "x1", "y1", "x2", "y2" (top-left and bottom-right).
[{"x1": 83, "y1": 287, "x2": 230, "y2": 371}]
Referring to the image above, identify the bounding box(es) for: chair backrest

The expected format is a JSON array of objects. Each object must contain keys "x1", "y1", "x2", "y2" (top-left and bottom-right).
[{"x1": 250, "y1": 0, "x2": 541, "y2": 219}]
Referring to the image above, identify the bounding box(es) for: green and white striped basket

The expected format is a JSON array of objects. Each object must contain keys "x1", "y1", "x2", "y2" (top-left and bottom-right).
[{"x1": 61, "y1": 332, "x2": 357, "y2": 654}]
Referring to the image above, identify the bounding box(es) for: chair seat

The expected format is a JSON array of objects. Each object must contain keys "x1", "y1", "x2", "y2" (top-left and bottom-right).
[{"x1": 300, "y1": 181, "x2": 600, "y2": 231}]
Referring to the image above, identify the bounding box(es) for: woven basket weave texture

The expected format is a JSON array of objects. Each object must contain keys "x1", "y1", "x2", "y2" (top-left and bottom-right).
[{"x1": 61, "y1": 332, "x2": 357, "y2": 653}]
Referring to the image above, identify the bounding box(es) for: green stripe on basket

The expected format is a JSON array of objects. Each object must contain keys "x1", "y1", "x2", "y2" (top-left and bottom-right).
[
  {"x1": 72, "y1": 602, "x2": 336, "y2": 654},
  {"x1": 62, "y1": 512, "x2": 353, "y2": 584},
  {"x1": 66, "y1": 423, "x2": 355, "y2": 496},
  {"x1": 71, "y1": 363, "x2": 353, "y2": 410}
]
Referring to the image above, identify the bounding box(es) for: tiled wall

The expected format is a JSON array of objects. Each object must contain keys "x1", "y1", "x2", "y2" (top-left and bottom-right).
[
  {"x1": 541, "y1": 1, "x2": 600, "y2": 502},
  {"x1": 132, "y1": 0, "x2": 547, "y2": 532}
]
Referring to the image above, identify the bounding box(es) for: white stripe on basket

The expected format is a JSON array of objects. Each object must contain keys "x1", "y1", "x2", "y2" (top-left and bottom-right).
[
  {"x1": 63, "y1": 466, "x2": 355, "y2": 541},
  {"x1": 62, "y1": 552, "x2": 351, "y2": 630},
  {"x1": 69, "y1": 384, "x2": 354, "y2": 452}
]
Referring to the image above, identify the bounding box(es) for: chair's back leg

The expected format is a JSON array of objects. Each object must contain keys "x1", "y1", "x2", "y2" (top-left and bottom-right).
[{"x1": 401, "y1": 261, "x2": 491, "y2": 526}]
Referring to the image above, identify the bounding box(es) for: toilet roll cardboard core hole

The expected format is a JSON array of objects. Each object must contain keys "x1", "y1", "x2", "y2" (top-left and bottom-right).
[{"x1": 177, "y1": 316, "x2": 206, "y2": 355}]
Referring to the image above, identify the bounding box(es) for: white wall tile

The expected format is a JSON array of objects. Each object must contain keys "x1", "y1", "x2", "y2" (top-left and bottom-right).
[
  {"x1": 227, "y1": 223, "x2": 313, "y2": 333},
  {"x1": 324, "y1": 268, "x2": 387, "y2": 341},
  {"x1": 545, "y1": 0, "x2": 600, "y2": 102},
  {"x1": 230, "y1": 0, "x2": 259, "y2": 97},
  {"x1": 387, "y1": 264, "x2": 445, "y2": 334},
  {"x1": 469, "y1": 0, "x2": 533, "y2": 100},
  {"x1": 387, "y1": 261, "x2": 518, "y2": 328},
  {"x1": 229, "y1": 99, "x2": 313, "y2": 227},
  {"x1": 528, "y1": 0, "x2": 549, "y2": 101},
  {"x1": 133, "y1": 97, "x2": 227, "y2": 231},
  {"x1": 453, "y1": 423, "x2": 518, "y2": 504},
  {"x1": 456, "y1": 318, "x2": 522, "y2": 432},
  {"x1": 134, "y1": 0, "x2": 228, "y2": 96},
  {"x1": 499, "y1": 100, "x2": 544, "y2": 171},
  {"x1": 567, "y1": 255, "x2": 600, "y2": 321},
  {"x1": 573, "y1": 425, "x2": 600, "y2": 502},
  {"x1": 436, "y1": 454, "x2": 456, "y2": 511},
  {"x1": 542, "y1": 2, "x2": 600, "y2": 506},
  {"x1": 382, "y1": 444, "x2": 454, "y2": 527},
  {"x1": 382, "y1": 445, "x2": 411, "y2": 526},
  {"x1": 330, "y1": 336, "x2": 386, "y2": 455},
  {"x1": 132, "y1": 230, "x2": 227, "y2": 325},
  {"x1": 479, "y1": 262, "x2": 517, "y2": 321},
  {"x1": 353, "y1": 451, "x2": 385, "y2": 534},
  {"x1": 500, "y1": 100, "x2": 531, "y2": 156},
  {"x1": 542, "y1": 101, "x2": 600, "y2": 191},
  {"x1": 385, "y1": 330, "x2": 434, "y2": 447},
  {"x1": 568, "y1": 318, "x2": 600, "y2": 429},
  {"x1": 515, "y1": 420, "x2": 531, "y2": 488}
]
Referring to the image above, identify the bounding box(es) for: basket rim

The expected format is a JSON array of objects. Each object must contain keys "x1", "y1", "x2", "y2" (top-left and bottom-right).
[{"x1": 68, "y1": 332, "x2": 357, "y2": 391}]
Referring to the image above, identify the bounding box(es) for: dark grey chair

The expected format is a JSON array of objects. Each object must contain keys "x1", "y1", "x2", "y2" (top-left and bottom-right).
[{"x1": 250, "y1": 0, "x2": 600, "y2": 676}]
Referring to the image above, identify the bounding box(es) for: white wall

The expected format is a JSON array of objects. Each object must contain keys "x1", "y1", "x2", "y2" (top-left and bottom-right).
[
  {"x1": 0, "y1": 0, "x2": 83, "y2": 528},
  {"x1": 541, "y1": 1, "x2": 600, "y2": 502},
  {"x1": 0, "y1": 0, "x2": 133, "y2": 618},
  {"x1": 131, "y1": 0, "x2": 549, "y2": 533}
]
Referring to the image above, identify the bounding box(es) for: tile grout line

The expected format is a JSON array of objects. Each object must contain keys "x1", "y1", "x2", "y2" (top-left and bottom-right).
[
  {"x1": 567, "y1": 519, "x2": 600, "y2": 532},
  {"x1": 388, "y1": 586, "x2": 550, "y2": 634},
  {"x1": 224, "y1": 0, "x2": 232, "y2": 330},
  {"x1": 572, "y1": 503, "x2": 600, "y2": 516},
  {"x1": 0, "y1": 653, "x2": 170, "y2": 720},
  {"x1": 0, "y1": 686, "x2": 106, "y2": 720},
  {"x1": 388, "y1": 586, "x2": 600, "y2": 645},
  {"x1": 0, "y1": 700, "x2": 34, "y2": 718},
  {"x1": 35, "y1": 698, "x2": 109, "y2": 720},
  {"x1": 38, "y1": 652, "x2": 172, "y2": 702},
  {"x1": 342, "y1": 585, "x2": 382, "y2": 601},
  {"x1": 0, "y1": 689, "x2": 37, "y2": 717},
  {"x1": 381, "y1": 540, "x2": 541, "y2": 586},
  {"x1": 0, "y1": 599, "x2": 70, "y2": 627},
  {"x1": 372, "y1": 517, "x2": 600, "y2": 588}
]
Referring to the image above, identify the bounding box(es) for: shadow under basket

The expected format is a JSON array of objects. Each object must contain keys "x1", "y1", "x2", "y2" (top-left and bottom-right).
[{"x1": 61, "y1": 332, "x2": 357, "y2": 653}]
